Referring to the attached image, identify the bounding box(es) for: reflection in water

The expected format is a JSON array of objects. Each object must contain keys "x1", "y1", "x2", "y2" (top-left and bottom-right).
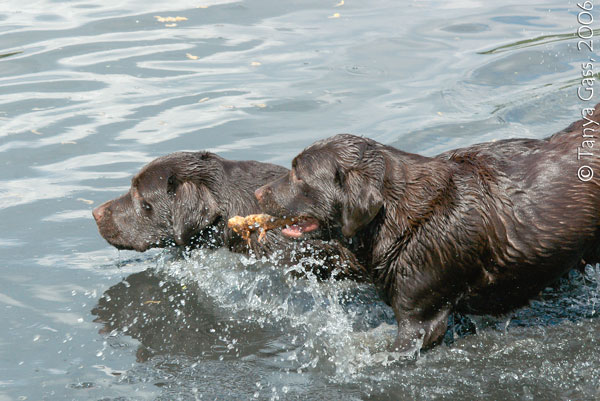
[
  {"x1": 92, "y1": 250, "x2": 400, "y2": 378},
  {"x1": 92, "y1": 268, "x2": 273, "y2": 362}
]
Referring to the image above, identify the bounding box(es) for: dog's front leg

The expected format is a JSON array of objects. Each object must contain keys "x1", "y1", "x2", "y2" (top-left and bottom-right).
[{"x1": 393, "y1": 308, "x2": 450, "y2": 354}]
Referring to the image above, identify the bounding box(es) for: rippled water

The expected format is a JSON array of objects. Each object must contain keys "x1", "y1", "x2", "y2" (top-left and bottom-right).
[{"x1": 2, "y1": 0, "x2": 599, "y2": 399}]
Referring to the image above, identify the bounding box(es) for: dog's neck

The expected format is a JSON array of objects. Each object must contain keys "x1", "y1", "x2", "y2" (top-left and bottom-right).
[{"x1": 360, "y1": 154, "x2": 457, "y2": 300}]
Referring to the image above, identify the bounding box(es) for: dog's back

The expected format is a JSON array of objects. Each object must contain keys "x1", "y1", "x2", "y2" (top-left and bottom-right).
[{"x1": 434, "y1": 107, "x2": 600, "y2": 314}]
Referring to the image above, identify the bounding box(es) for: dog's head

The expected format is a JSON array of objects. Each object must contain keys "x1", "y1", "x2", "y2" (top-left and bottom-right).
[
  {"x1": 93, "y1": 152, "x2": 224, "y2": 251},
  {"x1": 255, "y1": 134, "x2": 385, "y2": 239}
]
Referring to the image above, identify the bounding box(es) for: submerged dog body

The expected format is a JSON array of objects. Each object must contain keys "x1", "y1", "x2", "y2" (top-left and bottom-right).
[
  {"x1": 93, "y1": 151, "x2": 366, "y2": 280},
  {"x1": 256, "y1": 107, "x2": 600, "y2": 350}
]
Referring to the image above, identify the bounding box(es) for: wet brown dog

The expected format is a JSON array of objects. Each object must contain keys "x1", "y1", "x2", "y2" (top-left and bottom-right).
[
  {"x1": 255, "y1": 105, "x2": 600, "y2": 351},
  {"x1": 93, "y1": 151, "x2": 366, "y2": 279},
  {"x1": 93, "y1": 152, "x2": 288, "y2": 253}
]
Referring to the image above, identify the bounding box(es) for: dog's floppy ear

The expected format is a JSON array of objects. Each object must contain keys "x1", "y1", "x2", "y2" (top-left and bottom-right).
[
  {"x1": 341, "y1": 179, "x2": 383, "y2": 237},
  {"x1": 172, "y1": 180, "x2": 219, "y2": 246},
  {"x1": 339, "y1": 141, "x2": 385, "y2": 237}
]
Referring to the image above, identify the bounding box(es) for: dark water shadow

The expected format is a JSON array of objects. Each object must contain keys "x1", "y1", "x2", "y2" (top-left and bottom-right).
[
  {"x1": 91, "y1": 267, "x2": 278, "y2": 362},
  {"x1": 446, "y1": 265, "x2": 600, "y2": 345}
]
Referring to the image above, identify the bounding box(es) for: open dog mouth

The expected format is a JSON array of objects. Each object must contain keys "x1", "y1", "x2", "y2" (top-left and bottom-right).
[
  {"x1": 281, "y1": 216, "x2": 320, "y2": 238},
  {"x1": 227, "y1": 214, "x2": 320, "y2": 242}
]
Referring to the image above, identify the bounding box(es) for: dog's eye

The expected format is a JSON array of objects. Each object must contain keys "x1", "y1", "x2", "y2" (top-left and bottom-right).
[{"x1": 141, "y1": 201, "x2": 152, "y2": 211}]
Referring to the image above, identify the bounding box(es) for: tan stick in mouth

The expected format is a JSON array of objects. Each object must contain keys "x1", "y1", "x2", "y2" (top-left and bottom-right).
[{"x1": 227, "y1": 214, "x2": 297, "y2": 243}]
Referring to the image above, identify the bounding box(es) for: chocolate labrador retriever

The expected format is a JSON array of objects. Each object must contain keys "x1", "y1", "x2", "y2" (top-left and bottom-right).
[
  {"x1": 93, "y1": 151, "x2": 366, "y2": 280},
  {"x1": 255, "y1": 105, "x2": 600, "y2": 350}
]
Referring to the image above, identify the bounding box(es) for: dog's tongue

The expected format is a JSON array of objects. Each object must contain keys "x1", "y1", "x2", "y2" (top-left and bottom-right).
[{"x1": 281, "y1": 218, "x2": 320, "y2": 238}]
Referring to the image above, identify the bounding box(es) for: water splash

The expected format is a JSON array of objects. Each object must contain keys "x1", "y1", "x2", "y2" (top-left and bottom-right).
[{"x1": 155, "y1": 247, "x2": 412, "y2": 381}]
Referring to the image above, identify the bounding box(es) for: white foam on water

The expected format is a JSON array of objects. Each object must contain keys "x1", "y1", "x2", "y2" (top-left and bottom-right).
[{"x1": 155, "y1": 247, "x2": 414, "y2": 382}]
